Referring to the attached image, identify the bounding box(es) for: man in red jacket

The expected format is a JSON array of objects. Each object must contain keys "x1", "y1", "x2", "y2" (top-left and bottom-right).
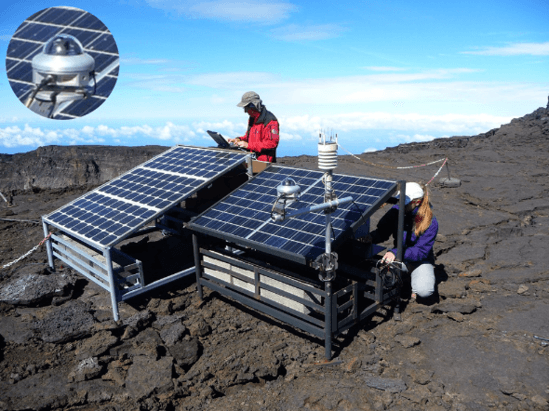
[{"x1": 228, "y1": 91, "x2": 279, "y2": 162}]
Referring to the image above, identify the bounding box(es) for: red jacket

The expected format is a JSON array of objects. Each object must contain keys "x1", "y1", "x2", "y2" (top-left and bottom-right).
[{"x1": 240, "y1": 107, "x2": 279, "y2": 162}]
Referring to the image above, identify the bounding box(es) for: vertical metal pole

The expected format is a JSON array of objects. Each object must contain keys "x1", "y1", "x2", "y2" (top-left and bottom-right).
[
  {"x1": 192, "y1": 233, "x2": 204, "y2": 301},
  {"x1": 323, "y1": 169, "x2": 334, "y2": 360},
  {"x1": 324, "y1": 170, "x2": 333, "y2": 255},
  {"x1": 325, "y1": 280, "x2": 333, "y2": 360},
  {"x1": 395, "y1": 180, "x2": 406, "y2": 317},
  {"x1": 375, "y1": 266, "x2": 382, "y2": 302},
  {"x1": 246, "y1": 154, "x2": 253, "y2": 179},
  {"x1": 42, "y1": 221, "x2": 54, "y2": 270},
  {"x1": 104, "y1": 247, "x2": 119, "y2": 322},
  {"x1": 397, "y1": 180, "x2": 406, "y2": 261}
]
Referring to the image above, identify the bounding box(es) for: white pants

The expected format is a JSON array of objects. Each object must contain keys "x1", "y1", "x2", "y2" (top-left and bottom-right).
[{"x1": 408, "y1": 262, "x2": 435, "y2": 298}]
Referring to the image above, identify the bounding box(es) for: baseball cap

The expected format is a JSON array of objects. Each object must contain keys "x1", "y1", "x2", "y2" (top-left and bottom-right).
[{"x1": 237, "y1": 91, "x2": 261, "y2": 108}]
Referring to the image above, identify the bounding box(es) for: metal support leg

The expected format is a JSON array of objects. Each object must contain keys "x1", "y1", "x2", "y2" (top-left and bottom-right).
[
  {"x1": 192, "y1": 233, "x2": 203, "y2": 301},
  {"x1": 42, "y1": 221, "x2": 54, "y2": 270},
  {"x1": 246, "y1": 155, "x2": 253, "y2": 179},
  {"x1": 395, "y1": 180, "x2": 406, "y2": 317},
  {"x1": 397, "y1": 180, "x2": 406, "y2": 262},
  {"x1": 104, "y1": 247, "x2": 119, "y2": 322},
  {"x1": 325, "y1": 279, "x2": 333, "y2": 360}
]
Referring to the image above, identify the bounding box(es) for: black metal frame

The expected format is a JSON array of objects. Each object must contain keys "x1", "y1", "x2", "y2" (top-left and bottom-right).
[{"x1": 190, "y1": 180, "x2": 406, "y2": 359}]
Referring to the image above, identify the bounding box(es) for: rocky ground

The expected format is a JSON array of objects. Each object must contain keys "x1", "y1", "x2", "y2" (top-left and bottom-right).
[{"x1": 0, "y1": 105, "x2": 548, "y2": 411}]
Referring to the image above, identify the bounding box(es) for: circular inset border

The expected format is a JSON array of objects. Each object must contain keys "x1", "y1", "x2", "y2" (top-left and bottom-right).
[{"x1": 5, "y1": 6, "x2": 119, "y2": 120}]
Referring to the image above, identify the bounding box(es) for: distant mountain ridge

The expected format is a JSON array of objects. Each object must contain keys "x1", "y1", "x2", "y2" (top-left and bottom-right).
[
  {"x1": 1, "y1": 104, "x2": 547, "y2": 193},
  {"x1": 0, "y1": 145, "x2": 168, "y2": 192},
  {"x1": 383, "y1": 105, "x2": 549, "y2": 154}
]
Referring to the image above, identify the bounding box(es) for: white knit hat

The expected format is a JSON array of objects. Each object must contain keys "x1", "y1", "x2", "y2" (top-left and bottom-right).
[{"x1": 395, "y1": 182, "x2": 424, "y2": 205}]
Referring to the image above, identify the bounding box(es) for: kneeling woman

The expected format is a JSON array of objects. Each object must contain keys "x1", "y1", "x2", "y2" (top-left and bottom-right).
[{"x1": 366, "y1": 182, "x2": 438, "y2": 300}]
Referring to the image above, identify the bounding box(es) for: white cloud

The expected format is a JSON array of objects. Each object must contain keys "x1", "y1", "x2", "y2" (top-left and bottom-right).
[
  {"x1": 0, "y1": 124, "x2": 104, "y2": 148},
  {"x1": 364, "y1": 67, "x2": 409, "y2": 72},
  {"x1": 396, "y1": 133, "x2": 437, "y2": 143},
  {"x1": 0, "y1": 123, "x2": 199, "y2": 149},
  {"x1": 463, "y1": 42, "x2": 549, "y2": 56},
  {"x1": 124, "y1": 73, "x2": 188, "y2": 93},
  {"x1": 188, "y1": 71, "x2": 277, "y2": 88},
  {"x1": 146, "y1": 0, "x2": 297, "y2": 24},
  {"x1": 121, "y1": 57, "x2": 171, "y2": 65},
  {"x1": 93, "y1": 123, "x2": 197, "y2": 143},
  {"x1": 0, "y1": 108, "x2": 516, "y2": 156},
  {"x1": 119, "y1": 67, "x2": 546, "y2": 116},
  {"x1": 281, "y1": 112, "x2": 511, "y2": 135},
  {"x1": 270, "y1": 23, "x2": 346, "y2": 41}
]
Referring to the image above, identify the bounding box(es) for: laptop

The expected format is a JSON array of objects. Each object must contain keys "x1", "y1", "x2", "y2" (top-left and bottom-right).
[{"x1": 207, "y1": 130, "x2": 234, "y2": 149}]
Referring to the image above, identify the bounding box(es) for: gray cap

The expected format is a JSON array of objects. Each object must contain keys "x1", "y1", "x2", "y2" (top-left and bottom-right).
[{"x1": 237, "y1": 91, "x2": 262, "y2": 108}]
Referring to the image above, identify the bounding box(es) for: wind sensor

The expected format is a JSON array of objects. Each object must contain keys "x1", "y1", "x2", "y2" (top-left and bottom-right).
[{"x1": 270, "y1": 131, "x2": 352, "y2": 282}]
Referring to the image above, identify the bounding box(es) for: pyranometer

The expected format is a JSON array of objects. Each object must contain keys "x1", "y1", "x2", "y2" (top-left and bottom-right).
[{"x1": 31, "y1": 34, "x2": 95, "y2": 88}]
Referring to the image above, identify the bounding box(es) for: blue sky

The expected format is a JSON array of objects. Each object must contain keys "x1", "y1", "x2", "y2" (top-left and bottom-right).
[{"x1": 1, "y1": 0, "x2": 548, "y2": 156}]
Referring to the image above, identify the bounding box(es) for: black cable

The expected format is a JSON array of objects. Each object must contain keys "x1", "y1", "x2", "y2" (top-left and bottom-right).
[
  {"x1": 25, "y1": 75, "x2": 55, "y2": 108},
  {"x1": 91, "y1": 70, "x2": 97, "y2": 95}
]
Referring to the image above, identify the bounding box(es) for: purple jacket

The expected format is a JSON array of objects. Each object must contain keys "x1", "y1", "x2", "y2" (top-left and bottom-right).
[{"x1": 370, "y1": 204, "x2": 438, "y2": 263}]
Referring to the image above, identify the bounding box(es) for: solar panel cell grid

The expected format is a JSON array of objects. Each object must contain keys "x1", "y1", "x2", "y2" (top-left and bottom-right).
[
  {"x1": 43, "y1": 147, "x2": 249, "y2": 249},
  {"x1": 190, "y1": 166, "x2": 396, "y2": 263}
]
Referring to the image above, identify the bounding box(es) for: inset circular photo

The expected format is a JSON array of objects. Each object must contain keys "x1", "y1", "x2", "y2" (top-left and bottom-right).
[{"x1": 5, "y1": 6, "x2": 119, "y2": 120}]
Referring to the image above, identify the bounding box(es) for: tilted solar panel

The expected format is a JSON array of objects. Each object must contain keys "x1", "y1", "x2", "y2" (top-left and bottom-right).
[
  {"x1": 43, "y1": 146, "x2": 249, "y2": 249},
  {"x1": 6, "y1": 6, "x2": 118, "y2": 119},
  {"x1": 189, "y1": 166, "x2": 397, "y2": 264}
]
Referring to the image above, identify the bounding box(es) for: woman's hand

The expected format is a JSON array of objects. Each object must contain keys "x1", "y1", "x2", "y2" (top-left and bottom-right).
[
  {"x1": 236, "y1": 140, "x2": 249, "y2": 149},
  {"x1": 381, "y1": 251, "x2": 395, "y2": 264}
]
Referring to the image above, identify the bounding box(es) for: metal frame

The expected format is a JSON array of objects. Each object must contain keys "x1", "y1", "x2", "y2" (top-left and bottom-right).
[
  {"x1": 42, "y1": 145, "x2": 254, "y2": 320},
  {"x1": 190, "y1": 180, "x2": 406, "y2": 359}
]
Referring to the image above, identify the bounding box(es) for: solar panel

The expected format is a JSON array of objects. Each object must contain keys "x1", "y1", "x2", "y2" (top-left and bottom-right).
[
  {"x1": 43, "y1": 146, "x2": 249, "y2": 249},
  {"x1": 189, "y1": 166, "x2": 397, "y2": 264},
  {"x1": 6, "y1": 6, "x2": 118, "y2": 119}
]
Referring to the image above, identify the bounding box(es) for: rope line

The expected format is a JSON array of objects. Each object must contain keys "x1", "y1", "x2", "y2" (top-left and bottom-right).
[
  {"x1": 2, "y1": 233, "x2": 51, "y2": 269},
  {"x1": 338, "y1": 142, "x2": 447, "y2": 170},
  {"x1": 0, "y1": 218, "x2": 41, "y2": 224},
  {"x1": 337, "y1": 143, "x2": 448, "y2": 186},
  {"x1": 426, "y1": 158, "x2": 448, "y2": 186}
]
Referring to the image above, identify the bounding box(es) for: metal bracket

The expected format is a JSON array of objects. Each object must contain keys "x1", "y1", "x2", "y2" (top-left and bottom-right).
[
  {"x1": 313, "y1": 252, "x2": 338, "y2": 281},
  {"x1": 323, "y1": 191, "x2": 338, "y2": 214}
]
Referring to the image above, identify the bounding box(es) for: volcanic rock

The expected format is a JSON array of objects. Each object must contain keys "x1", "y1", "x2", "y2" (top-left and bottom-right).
[
  {"x1": 31, "y1": 300, "x2": 95, "y2": 343},
  {"x1": 1, "y1": 103, "x2": 549, "y2": 410},
  {"x1": 363, "y1": 375, "x2": 407, "y2": 393},
  {"x1": 0, "y1": 145, "x2": 167, "y2": 192},
  {"x1": 0, "y1": 268, "x2": 77, "y2": 306},
  {"x1": 125, "y1": 355, "x2": 174, "y2": 400}
]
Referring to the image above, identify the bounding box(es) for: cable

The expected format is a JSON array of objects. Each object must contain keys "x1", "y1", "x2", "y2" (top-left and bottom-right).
[
  {"x1": 92, "y1": 70, "x2": 97, "y2": 95},
  {"x1": 25, "y1": 75, "x2": 55, "y2": 108},
  {"x1": 376, "y1": 259, "x2": 407, "y2": 290}
]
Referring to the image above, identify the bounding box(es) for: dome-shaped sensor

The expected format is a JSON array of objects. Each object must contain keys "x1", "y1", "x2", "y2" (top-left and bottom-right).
[{"x1": 32, "y1": 34, "x2": 94, "y2": 83}]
